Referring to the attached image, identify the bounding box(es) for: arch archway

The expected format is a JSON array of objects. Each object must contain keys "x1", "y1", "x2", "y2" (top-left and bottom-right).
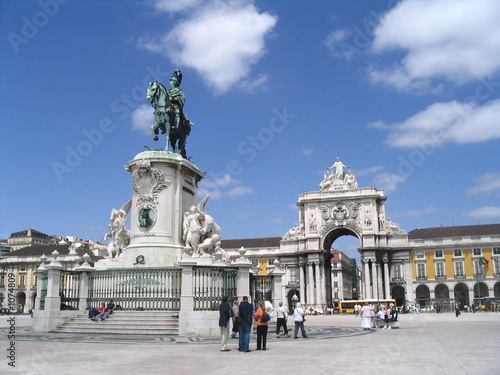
[
  {"x1": 473, "y1": 282, "x2": 489, "y2": 298},
  {"x1": 392, "y1": 285, "x2": 405, "y2": 306},
  {"x1": 494, "y1": 282, "x2": 500, "y2": 298},
  {"x1": 322, "y1": 228, "x2": 361, "y2": 307},
  {"x1": 287, "y1": 289, "x2": 300, "y2": 314},
  {"x1": 435, "y1": 284, "x2": 449, "y2": 299},
  {"x1": 16, "y1": 292, "x2": 26, "y2": 313},
  {"x1": 454, "y1": 283, "x2": 469, "y2": 308},
  {"x1": 416, "y1": 284, "x2": 430, "y2": 307}
]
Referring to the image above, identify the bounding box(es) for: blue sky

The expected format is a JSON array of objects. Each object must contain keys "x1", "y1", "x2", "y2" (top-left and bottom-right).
[{"x1": 1, "y1": 0, "x2": 500, "y2": 258}]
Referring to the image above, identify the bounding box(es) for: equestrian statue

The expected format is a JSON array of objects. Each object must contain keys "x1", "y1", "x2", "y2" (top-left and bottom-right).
[{"x1": 146, "y1": 69, "x2": 194, "y2": 158}]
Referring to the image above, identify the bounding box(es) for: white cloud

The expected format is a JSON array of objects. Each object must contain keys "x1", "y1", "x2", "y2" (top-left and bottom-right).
[
  {"x1": 198, "y1": 173, "x2": 253, "y2": 200},
  {"x1": 140, "y1": 1, "x2": 277, "y2": 94},
  {"x1": 301, "y1": 148, "x2": 314, "y2": 156},
  {"x1": 131, "y1": 104, "x2": 154, "y2": 135},
  {"x1": 370, "y1": 0, "x2": 500, "y2": 91},
  {"x1": 371, "y1": 172, "x2": 406, "y2": 193},
  {"x1": 467, "y1": 172, "x2": 500, "y2": 195},
  {"x1": 370, "y1": 99, "x2": 500, "y2": 148},
  {"x1": 463, "y1": 206, "x2": 500, "y2": 219}
]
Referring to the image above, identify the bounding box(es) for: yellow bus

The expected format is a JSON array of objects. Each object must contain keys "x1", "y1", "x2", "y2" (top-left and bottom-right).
[
  {"x1": 473, "y1": 297, "x2": 500, "y2": 311},
  {"x1": 339, "y1": 299, "x2": 396, "y2": 314}
]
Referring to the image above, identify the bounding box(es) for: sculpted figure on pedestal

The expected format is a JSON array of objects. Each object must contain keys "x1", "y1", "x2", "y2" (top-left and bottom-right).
[
  {"x1": 320, "y1": 157, "x2": 358, "y2": 191},
  {"x1": 327, "y1": 157, "x2": 350, "y2": 181},
  {"x1": 146, "y1": 69, "x2": 194, "y2": 158},
  {"x1": 182, "y1": 195, "x2": 222, "y2": 257},
  {"x1": 104, "y1": 200, "x2": 131, "y2": 258}
]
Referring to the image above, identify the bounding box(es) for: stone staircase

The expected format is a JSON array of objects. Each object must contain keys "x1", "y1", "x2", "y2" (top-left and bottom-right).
[{"x1": 53, "y1": 311, "x2": 179, "y2": 335}]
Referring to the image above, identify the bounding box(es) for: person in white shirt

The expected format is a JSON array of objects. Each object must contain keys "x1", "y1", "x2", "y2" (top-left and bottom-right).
[
  {"x1": 293, "y1": 302, "x2": 307, "y2": 339},
  {"x1": 275, "y1": 302, "x2": 290, "y2": 338}
]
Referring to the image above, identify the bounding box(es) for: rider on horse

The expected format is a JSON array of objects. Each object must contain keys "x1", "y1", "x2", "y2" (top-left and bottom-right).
[{"x1": 167, "y1": 69, "x2": 193, "y2": 130}]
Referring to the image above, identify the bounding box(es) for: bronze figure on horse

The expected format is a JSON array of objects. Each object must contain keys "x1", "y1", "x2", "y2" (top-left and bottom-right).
[{"x1": 146, "y1": 70, "x2": 193, "y2": 158}]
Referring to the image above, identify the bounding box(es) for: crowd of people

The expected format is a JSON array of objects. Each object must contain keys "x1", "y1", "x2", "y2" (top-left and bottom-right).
[{"x1": 218, "y1": 296, "x2": 308, "y2": 353}]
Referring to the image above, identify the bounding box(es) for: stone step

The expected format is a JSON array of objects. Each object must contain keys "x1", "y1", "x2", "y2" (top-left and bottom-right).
[{"x1": 53, "y1": 311, "x2": 180, "y2": 335}]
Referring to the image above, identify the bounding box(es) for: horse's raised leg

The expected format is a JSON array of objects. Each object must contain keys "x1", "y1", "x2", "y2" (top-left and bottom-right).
[{"x1": 151, "y1": 123, "x2": 159, "y2": 141}]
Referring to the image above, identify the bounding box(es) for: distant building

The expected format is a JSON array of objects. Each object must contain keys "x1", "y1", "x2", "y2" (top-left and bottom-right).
[
  {"x1": 408, "y1": 224, "x2": 500, "y2": 311},
  {"x1": 0, "y1": 240, "x2": 11, "y2": 255},
  {"x1": 220, "y1": 238, "x2": 360, "y2": 310},
  {"x1": 0, "y1": 243, "x2": 101, "y2": 312},
  {"x1": 8, "y1": 229, "x2": 51, "y2": 251},
  {"x1": 330, "y1": 250, "x2": 361, "y2": 304}
]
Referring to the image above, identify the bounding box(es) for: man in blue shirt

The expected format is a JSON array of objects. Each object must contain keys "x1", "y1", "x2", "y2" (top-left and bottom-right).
[{"x1": 237, "y1": 296, "x2": 254, "y2": 352}]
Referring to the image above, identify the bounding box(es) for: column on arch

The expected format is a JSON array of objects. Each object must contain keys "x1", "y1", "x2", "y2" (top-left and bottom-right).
[
  {"x1": 372, "y1": 260, "x2": 379, "y2": 300},
  {"x1": 363, "y1": 259, "x2": 372, "y2": 299},
  {"x1": 307, "y1": 261, "x2": 315, "y2": 306},
  {"x1": 299, "y1": 260, "x2": 306, "y2": 303},
  {"x1": 317, "y1": 260, "x2": 325, "y2": 308},
  {"x1": 383, "y1": 259, "x2": 390, "y2": 299}
]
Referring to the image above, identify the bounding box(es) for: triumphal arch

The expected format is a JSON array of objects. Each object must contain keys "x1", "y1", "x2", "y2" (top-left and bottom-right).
[{"x1": 279, "y1": 158, "x2": 413, "y2": 308}]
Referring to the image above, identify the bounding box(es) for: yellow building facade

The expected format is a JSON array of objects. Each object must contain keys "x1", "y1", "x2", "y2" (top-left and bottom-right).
[{"x1": 409, "y1": 225, "x2": 500, "y2": 311}]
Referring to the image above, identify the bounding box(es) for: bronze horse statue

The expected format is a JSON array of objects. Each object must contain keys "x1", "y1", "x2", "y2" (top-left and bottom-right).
[{"x1": 146, "y1": 80, "x2": 191, "y2": 157}]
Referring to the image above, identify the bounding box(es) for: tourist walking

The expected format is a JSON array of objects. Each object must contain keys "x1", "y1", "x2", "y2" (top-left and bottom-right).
[
  {"x1": 276, "y1": 301, "x2": 290, "y2": 338},
  {"x1": 293, "y1": 302, "x2": 307, "y2": 339},
  {"x1": 237, "y1": 296, "x2": 254, "y2": 352},
  {"x1": 219, "y1": 296, "x2": 231, "y2": 352},
  {"x1": 454, "y1": 302, "x2": 461, "y2": 318},
  {"x1": 360, "y1": 302, "x2": 372, "y2": 330},
  {"x1": 254, "y1": 300, "x2": 269, "y2": 350}
]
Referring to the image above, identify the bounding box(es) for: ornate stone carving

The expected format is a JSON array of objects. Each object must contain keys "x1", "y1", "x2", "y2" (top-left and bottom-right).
[
  {"x1": 319, "y1": 200, "x2": 361, "y2": 234},
  {"x1": 384, "y1": 218, "x2": 407, "y2": 235},
  {"x1": 282, "y1": 223, "x2": 303, "y2": 241},
  {"x1": 132, "y1": 159, "x2": 168, "y2": 230},
  {"x1": 319, "y1": 157, "x2": 358, "y2": 191},
  {"x1": 104, "y1": 200, "x2": 132, "y2": 258},
  {"x1": 182, "y1": 195, "x2": 222, "y2": 257}
]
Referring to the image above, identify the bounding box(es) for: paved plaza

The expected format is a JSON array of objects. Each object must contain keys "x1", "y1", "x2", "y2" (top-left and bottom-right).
[{"x1": 1, "y1": 312, "x2": 498, "y2": 375}]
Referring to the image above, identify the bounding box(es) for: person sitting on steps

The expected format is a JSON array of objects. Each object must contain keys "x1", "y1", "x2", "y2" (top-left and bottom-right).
[{"x1": 94, "y1": 300, "x2": 116, "y2": 322}]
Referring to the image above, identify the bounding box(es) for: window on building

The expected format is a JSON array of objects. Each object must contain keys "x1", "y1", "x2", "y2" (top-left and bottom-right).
[
  {"x1": 473, "y1": 248, "x2": 482, "y2": 256},
  {"x1": 455, "y1": 262, "x2": 464, "y2": 277},
  {"x1": 393, "y1": 265, "x2": 402, "y2": 279},
  {"x1": 436, "y1": 263, "x2": 445, "y2": 278},
  {"x1": 20, "y1": 265, "x2": 26, "y2": 271},
  {"x1": 417, "y1": 263, "x2": 426, "y2": 279},
  {"x1": 334, "y1": 281, "x2": 338, "y2": 288},
  {"x1": 19, "y1": 275, "x2": 25, "y2": 287},
  {"x1": 289, "y1": 268, "x2": 298, "y2": 285},
  {"x1": 0, "y1": 275, "x2": 4, "y2": 287},
  {"x1": 416, "y1": 251, "x2": 424, "y2": 259},
  {"x1": 435, "y1": 250, "x2": 443, "y2": 258},
  {"x1": 332, "y1": 271, "x2": 338, "y2": 277},
  {"x1": 267, "y1": 258, "x2": 275, "y2": 266},
  {"x1": 493, "y1": 247, "x2": 500, "y2": 255},
  {"x1": 334, "y1": 291, "x2": 339, "y2": 300},
  {"x1": 332, "y1": 262, "x2": 337, "y2": 268},
  {"x1": 474, "y1": 261, "x2": 484, "y2": 276},
  {"x1": 494, "y1": 258, "x2": 500, "y2": 275},
  {"x1": 454, "y1": 249, "x2": 462, "y2": 257},
  {"x1": 251, "y1": 259, "x2": 258, "y2": 267}
]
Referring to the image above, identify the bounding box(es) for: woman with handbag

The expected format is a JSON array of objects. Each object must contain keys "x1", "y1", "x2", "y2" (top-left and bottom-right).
[{"x1": 293, "y1": 302, "x2": 307, "y2": 339}]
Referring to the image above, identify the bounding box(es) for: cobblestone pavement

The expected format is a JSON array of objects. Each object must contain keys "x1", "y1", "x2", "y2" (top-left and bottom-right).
[
  {"x1": 0, "y1": 316, "x2": 370, "y2": 345},
  {"x1": 1, "y1": 313, "x2": 499, "y2": 375}
]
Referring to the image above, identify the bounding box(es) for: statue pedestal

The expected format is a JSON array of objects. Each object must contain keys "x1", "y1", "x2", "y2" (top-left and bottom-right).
[{"x1": 96, "y1": 150, "x2": 204, "y2": 269}]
